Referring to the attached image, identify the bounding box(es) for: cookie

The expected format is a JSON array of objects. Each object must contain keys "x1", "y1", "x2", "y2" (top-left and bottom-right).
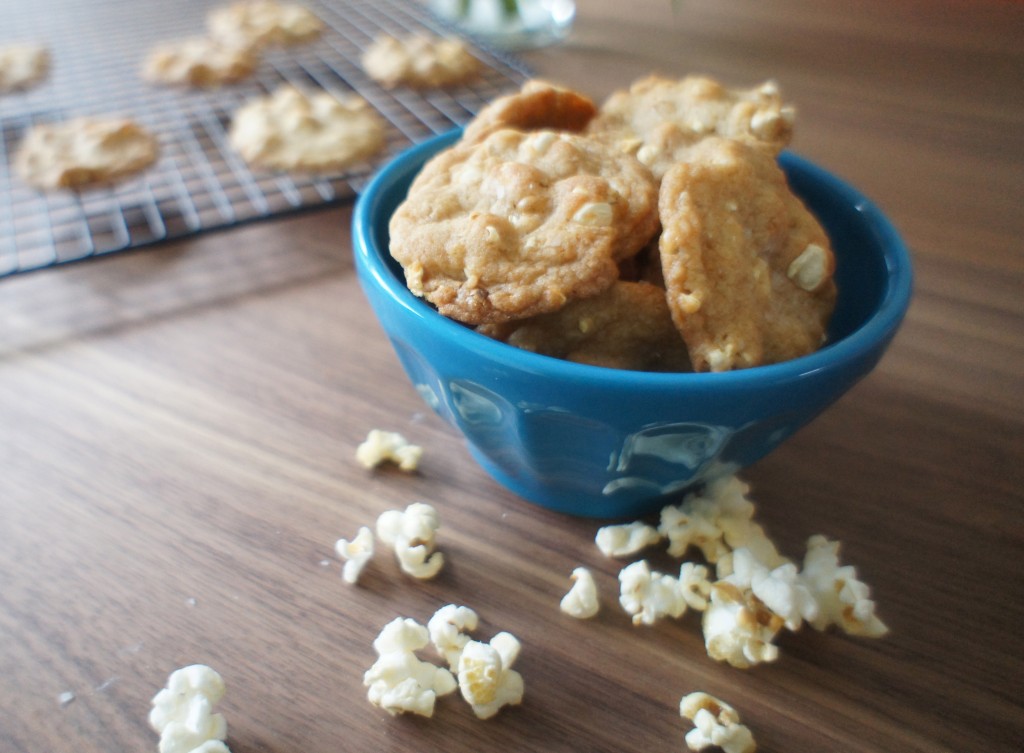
[
  {"x1": 658, "y1": 137, "x2": 835, "y2": 371},
  {"x1": 361, "y1": 33, "x2": 480, "y2": 89},
  {"x1": 588, "y1": 75, "x2": 795, "y2": 179},
  {"x1": 207, "y1": 1, "x2": 323, "y2": 48},
  {"x1": 389, "y1": 128, "x2": 659, "y2": 325},
  {"x1": 228, "y1": 86, "x2": 385, "y2": 172},
  {"x1": 617, "y1": 235, "x2": 664, "y2": 289},
  {"x1": 0, "y1": 43, "x2": 49, "y2": 93},
  {"x1": 461, "y1": 79, "x2": 597, "y2": 144},
  {"x1": 142, "y1": 36, "x2": 257, "y2": 87},
  {"x1": 480, "y1": 281, "x2": 692, "y2": 372},
  {"x1": 14, "y1": 117, "x2": 159, "y2": 191}
]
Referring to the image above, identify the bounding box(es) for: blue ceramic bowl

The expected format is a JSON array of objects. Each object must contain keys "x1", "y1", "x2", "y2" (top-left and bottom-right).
[{"x1": 352, "y1": 130, "x2": 912, "y2": 518}]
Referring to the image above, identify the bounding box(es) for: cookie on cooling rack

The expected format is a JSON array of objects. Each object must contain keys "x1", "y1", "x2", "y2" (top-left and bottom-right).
[
  {"x1": 0, "y1": 43, "x2": 50, "y2": 93},
  {"x1": 207, "y1": 0, "x2": 323, "y2": 48},
  {"x1": 14, "y1": 117, "x2": 159, "y2": 191},
  {"x1": 388, "y1": 128, "x2": 659, "y2": 326},
  {"x1": 142, "y1": 36, "x2": 258, "y2": 87},
  {"x1": 587, "y1": 74, "x2": 796, "y2": 180},
  {"x1": 361, "y1": 33, "x2": 480, "y2": 89},
  {"x1": 658, "y1": 137, "x2": 836, "y2": 372},
  {"x1": 228, "y1": 86, "x2": 386, "y2": 172}
]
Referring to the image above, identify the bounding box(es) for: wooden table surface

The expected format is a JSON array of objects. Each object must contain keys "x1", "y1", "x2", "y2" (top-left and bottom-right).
[{"x1": 2, "y1": 1, "x2": 1022, "y2": 751}]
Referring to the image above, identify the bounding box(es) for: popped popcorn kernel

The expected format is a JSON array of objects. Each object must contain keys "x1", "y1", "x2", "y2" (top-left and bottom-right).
[
  {"x1": 618, "y1": 559, "x2": 689, "y2": 626},
  {"x1": 356, "y1": 429, "x2": 423, "y2": 471},
  {"x1": 560, "y1": 567, "x2": 600, "y2": 619},
  {"x1": 595, "y1": 521, "x2": 662, "y2": 558},
  {"x1": 457, "y1": 632, "x2": 524, "y2": 719},
  {"x1": 364, "y1": 617, "x2": 457, "y2": 717},
  {"x1": 679, "y1": 691, "x2": 756, "y2": 753},
  {"x1": 717, "y1": 518, "x2": 789, "y2": 571},
  {"x1": 377, "y1": 502, "x2": 444, "y2": 579},
  {"x1": 718, "y1": 548, "x2": 818, "y2": 631},
  {"x1": 702, "y1": 581, "x2": 783, "y2": 668},
  {"x1": 678, "y1": 561, "x2": 713, "y2": 612},
  {"x1": 149, "y1": 664, "x2": 230, "y2": 753},
  {"x1": 334, "y1": 525, "x2": 375, "y2": 584},
  {"x1": 373, "y1": 616, "x2": 430, "y2": 655},
  {"x1": 428, "y1": 604, "x2": 479, "y2": 668},
  {"x1": 658, "y1": 497, "x2": 727, "y2": 562},
  {"x1": 801, "y1": 535, "x2": 888, "y2": 637}
]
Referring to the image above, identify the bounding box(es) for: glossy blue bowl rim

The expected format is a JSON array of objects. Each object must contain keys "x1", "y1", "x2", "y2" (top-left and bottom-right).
[{"x1": 353, "y1": 129, "x2": 913, "y2": 391}]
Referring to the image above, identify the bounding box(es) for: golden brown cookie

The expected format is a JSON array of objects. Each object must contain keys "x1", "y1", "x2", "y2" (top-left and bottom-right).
[
  {"x1": 461, "y1": 79, "x2": 597, "y2": 144},
  {"x1": 480, "y1": 281, "x2": 692, "y2": 372},
  {"x1": 228, "y1": 86, "x2": 385, "y2": 172},
  {"x1": 588, "y1": 74, "x2": 795, "y2": 179},
  {"x1": 389, "y1": 128, "x2": 659, "y2": 325},
  {"x1": 0, "y1": 43, "x2": 49, "y2": 93},
  {"x1": 361, "y1": 33, "x2": 480, "y2": 89},
  {"x1": 207, "y1": 1, "x2": 323, "y2": 48},
  {"x1": 15, "y1": 117, "x2": 159, "y2": 191},
  {"x1": 142, "y1": 37, "x2": 257, "y2": 87},
  {"x1": 658, "y1": 137, "x2": 836, "y2": 371}
]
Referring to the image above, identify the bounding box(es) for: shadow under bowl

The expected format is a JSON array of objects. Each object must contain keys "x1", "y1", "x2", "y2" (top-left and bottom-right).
[{"x1": 353, "y1": 130, "x2": 912, "y2": 519}]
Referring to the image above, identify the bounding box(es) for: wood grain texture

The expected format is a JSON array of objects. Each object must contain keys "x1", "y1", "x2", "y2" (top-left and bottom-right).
[{"x1": 2, "y1": 1, "x2": 1022, "y2": 752}]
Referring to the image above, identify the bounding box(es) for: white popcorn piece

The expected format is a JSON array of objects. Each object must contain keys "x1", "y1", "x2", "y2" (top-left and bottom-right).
[
  {"x1": 678, "y1": 562, "x2": 714, "y2": 612},
  {"x1": 658, "y1": 497, "x2": 727, "y2": 562},
  {"x1": 364, "y1": 617, "x2": 457, "y2": 717},
  {"x1": 711, "y1": 478, "x2": 785, "y2": 565},
  {"x1": 702, "y1": 582, "x2": 784, "y2": 668},
  {"x1": 718, "y1": 517, "x2": 790, "y2": 571},
  {"x1": 334, "y1": 525, "x2": 375, "y2": 584},
  {"x1": 618, "y1": 560, "x2": 689, "y2": 626},
  {"x1": 377, "y1": 502, "x2": 445, "y2": 579},
  {"x1": 801, "y1": 535, "x2": 889, "y2": 637},
  {"x1": 149, "y1": 664, "x2": 230, "y2": 753},
  {"x1": 658, "y1": 475, "x2": 790, "y2": 568},
  {"x1": 718, "y1": 548, "x2": 818, "y2": 631},
  {"x1": 679, "y1": 691, "x2": 756, "y2": 753},
  {"x1": 356, "y1": 429, "x2": 423, "y2": 471},
  {"x1": 560, "y1": 567, "x2": 600, "y2": 619},
  {"x1": 457, "y1": 632, "x2": 524, "y2": 719},
  {"x1": 428, "y1": 604, "x2": 479, "y2": 668},
  {"x1": 595, "y1": 521, "x2": 662, "y2": 558}
]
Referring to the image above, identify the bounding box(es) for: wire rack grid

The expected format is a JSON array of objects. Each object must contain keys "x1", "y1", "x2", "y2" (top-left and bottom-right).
[{"x1": 0, "y1": 0, "x2": 530, "y2": 277}]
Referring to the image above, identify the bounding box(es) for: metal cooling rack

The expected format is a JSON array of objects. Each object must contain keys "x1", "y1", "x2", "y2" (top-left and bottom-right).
[{"x1": 0, "y1": 0, "x2": 529, "y2": 276}]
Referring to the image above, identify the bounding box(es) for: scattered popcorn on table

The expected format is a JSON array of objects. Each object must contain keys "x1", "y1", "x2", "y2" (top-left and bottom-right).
[
  {"x1": 560, "y1": 566, "x2": 600, "y2": 619},
  {"x1": 457, "y1": 631, "x2": 525, "y2": 719},
  {"x1": 658, "y1": 493, "x2": 727, "y2": 562},
  {"x1": 334, "y1": 525, "x2": 375, "y2": 585},
  {"x1": 717, "y1": 548, "x2": 818, "y2": 631},
  {"x1": 678, "y1": 561, "x2": 714, "y2": 612},
  {"x1": 428, "y1": 604, "x2": 479, "y2": 667},
  {"x1": 679, "y1": 691, "x2": 756, "y2": 753},
  {"x1": 801, "y1": 535, "x2": 889, "y2": 637},
  {"x1": 364, "y1": 617, "x2": 457, "y2": 717},
  {"x1": 702, "y1": 582, "x2": 784, "y2": 669},
  {"x1": 595, "y1": 521, "x2": 662, "y2": 558},
  {"x1": 573, "y1": 474, "x2": 887, "y2": 668},
  {"x1": 356, "y1": 429, "x2": 423, "y2": 471},
  {"x1": 149, "y1": 664, "x2": 231, "y2": 753},
  {"x1": 377, "y1": 502, "x2": 445, "y2": 579},
  {"x1": 618, "y1": 560, "x2": 690, "y2": 626}
]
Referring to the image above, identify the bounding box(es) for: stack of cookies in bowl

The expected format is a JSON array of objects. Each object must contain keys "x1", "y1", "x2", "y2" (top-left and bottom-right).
[{"x1": 387, "y1": 75, "x2": 835, "y2": 373}]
